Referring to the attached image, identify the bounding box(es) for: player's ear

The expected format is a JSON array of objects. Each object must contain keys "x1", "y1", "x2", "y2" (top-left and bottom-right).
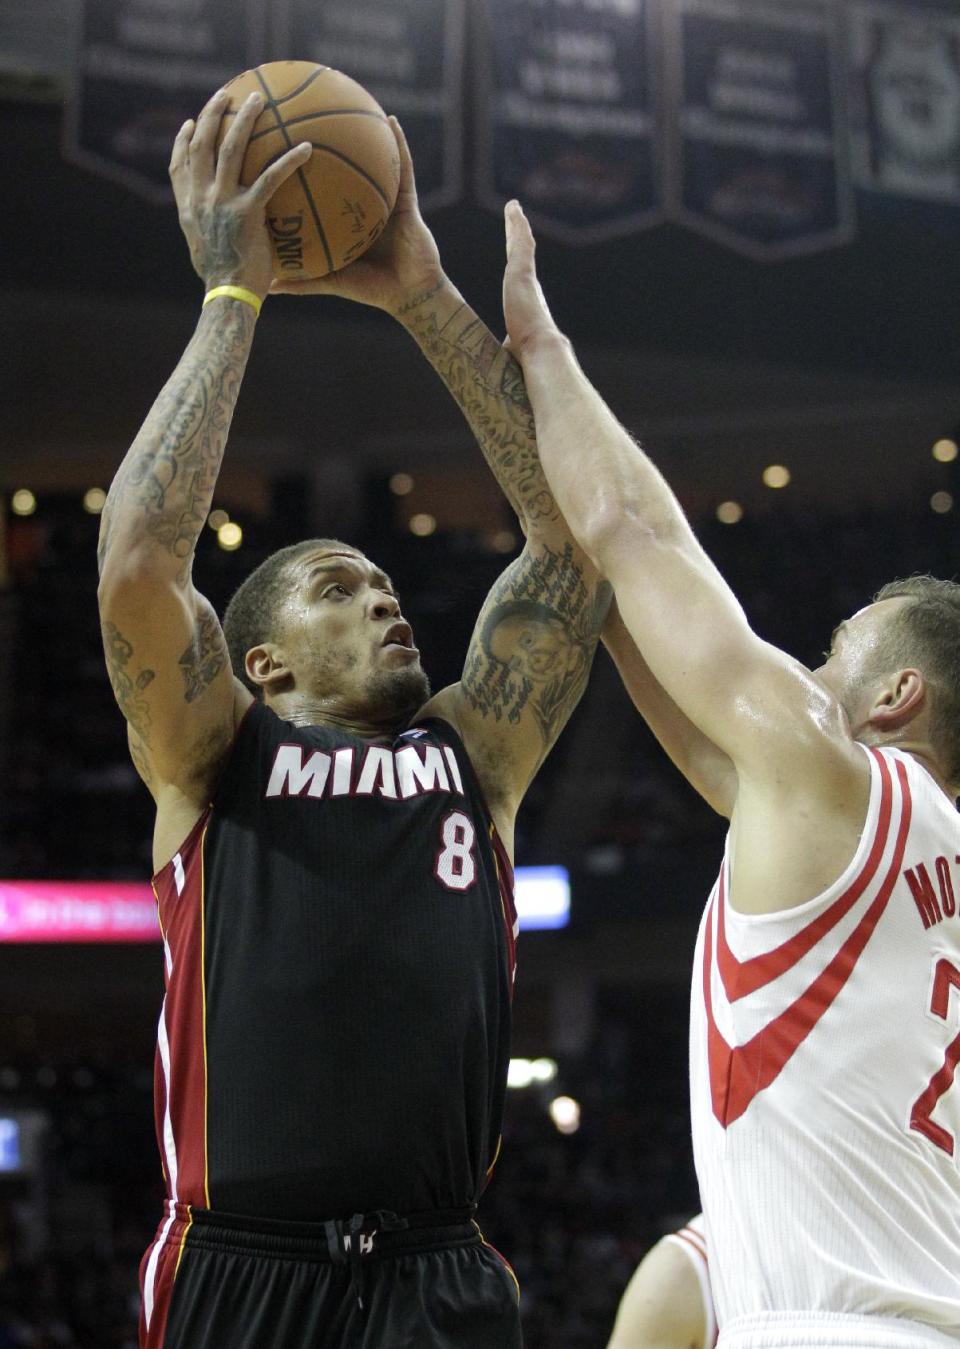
[
  {"x1": 869, "y1": 668, "x2": 925, "y2": 728},
  {"x1": 245, "y1": 643, "x2": 291, "y2": 693}
]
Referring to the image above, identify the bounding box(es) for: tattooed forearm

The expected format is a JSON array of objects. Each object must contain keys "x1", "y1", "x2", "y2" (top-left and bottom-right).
[
  {"x1": 101, "y1": 620, "x2": 156, "y2": 744},
  {"x1": 98, "y1": 300, "x2": 256, "y2": 585},
  {"x1": 462, "y1": 541, "x2": 612, "y2": 753},
  {"x1": 179, "y1": 605, "x2": 228, "y2": 703},
  {"x1": 396, "y1": 282, "x2": 558, "y2": 529}
]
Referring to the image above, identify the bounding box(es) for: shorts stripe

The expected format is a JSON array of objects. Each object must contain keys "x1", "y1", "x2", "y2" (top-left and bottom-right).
[
  {"x1": 476, "y1": 1226, "x2": 520, "y2": 1303},
  {"x1": 139, "y1": 1204, "x2": 192, "y2": 1348}
]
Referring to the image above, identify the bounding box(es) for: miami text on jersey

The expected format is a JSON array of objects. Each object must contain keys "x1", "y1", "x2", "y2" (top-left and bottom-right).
[{"x1": 264, "y1": 740, "x2": 465, "y2": 801}]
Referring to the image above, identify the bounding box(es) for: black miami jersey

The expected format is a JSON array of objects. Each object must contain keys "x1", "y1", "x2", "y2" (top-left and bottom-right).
[{"x1": 148, "y1": 701, "x2": 517, "y2": 1223}]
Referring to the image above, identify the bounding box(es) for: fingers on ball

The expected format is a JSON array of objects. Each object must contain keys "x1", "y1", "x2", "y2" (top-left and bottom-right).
[
  {"x1": 169, "y1": 120, "x2": 194, "y2": 174},
  {"x1": 252, "y1": 142, "x2": 312, "y2": 200},
  {"x1": 217, "y1": 93, "x2": 263, "y2": 174}
]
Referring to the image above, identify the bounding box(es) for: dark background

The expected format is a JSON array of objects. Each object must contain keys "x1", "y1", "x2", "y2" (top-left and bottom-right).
[{"x1": 1, "y1": 0, "x2": 960, "y2": 1344}]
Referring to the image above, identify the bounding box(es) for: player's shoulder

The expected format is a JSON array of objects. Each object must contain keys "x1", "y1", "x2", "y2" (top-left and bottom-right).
[
  {"x1": 408, "y1": 691, "x2": 485, "y2": 779},
  {"x1": 412, "y1": 686, "x2": 461, "y2": 736},
  {"x1": 608, "y1": 1221, "x2": 710, "y2": 1349},
  {"x1": 734, "y1": 643, "x2": 865, "y2": 788}
]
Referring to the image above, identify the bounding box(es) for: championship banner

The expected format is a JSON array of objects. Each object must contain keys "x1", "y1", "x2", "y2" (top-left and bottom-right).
[
  {"x1": 474, "y1": 0, "x2": 662, "y2": 243},
  {"x1": 273, "y1": 0, "x2": 465, "y2": 210},
  {"x1": 849, "y1": 1, "x2": 960, "y2": 204},
  {"x1": 63, "y1": 0, "x2": 266, "y2": 203},
  {"x1": 665, "y1": 0, "x2": 854, "y2": 259}
]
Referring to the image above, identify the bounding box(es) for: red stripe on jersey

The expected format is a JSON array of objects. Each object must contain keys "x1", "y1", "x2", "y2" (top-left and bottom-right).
[
  {"x1": 677, "y1": 1223, "x2": 707, "y2": 1255},
  {"x1": 485, "y1": 824, "x2": 516, "y2": 1192},
  {"x1": 704, "y1": 755, "x2": 912, "y2": 1126},
  {"x1": 484, "y1": 1132, "x2": 503, "y2": 1186},
  {"x1": 489, "y1": 822, "x2": 518, "y2": 996},
  {"x1": 716, "y1": 749, "x2": 894, "y2": 1000},
  {"x1": 152, "y1": 811, "x2": 210, "y2": 1208},
  {"x1": 138, "y1": 1206, "x2": 192, "y2": 1348},
  {"x1": 674, "y1": 1228, "x2": 708, "y2": 1266},
  {"x1": 480, "y1": 1234, "x2": 521, "y2": 1301}
]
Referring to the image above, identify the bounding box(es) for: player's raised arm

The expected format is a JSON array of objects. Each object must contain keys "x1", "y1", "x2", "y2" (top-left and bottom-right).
[
  {"x1": 385, "y1": 235, "x2": 612, "y2": 821},
  {"x1": 270, "y1": 118, "x2": 559, "y2": 529},
  {"x1": 97, "y1": 91, "x2": 311, "y2": 804},
  {"x1": 603, "y1": 603, "x2": 736, "y2": 818},
  {"x1": 499, "y1": 202, "x2": 859, "y2": 808},
  {"x1": 272, "y1": 121, "x2": 611, "y2": 836}
]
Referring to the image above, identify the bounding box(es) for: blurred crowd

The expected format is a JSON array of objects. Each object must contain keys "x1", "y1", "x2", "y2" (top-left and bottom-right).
[{"x1": 0, "y1": 989, "x2": 694, "y2": 1349}]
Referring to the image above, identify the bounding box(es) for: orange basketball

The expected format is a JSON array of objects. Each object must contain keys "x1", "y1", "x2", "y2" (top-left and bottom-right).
[{"x1": 215, "y1": 61, "x2": 400, "y2": 280}]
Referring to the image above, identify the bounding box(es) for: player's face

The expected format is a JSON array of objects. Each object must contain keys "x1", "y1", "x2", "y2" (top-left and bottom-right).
[
  {"x1": 812, "y1": 598, "x2": 910, "y2": 733},
  {"x1": 278, "y1": 548, "x2": 430, "y2": 721}
]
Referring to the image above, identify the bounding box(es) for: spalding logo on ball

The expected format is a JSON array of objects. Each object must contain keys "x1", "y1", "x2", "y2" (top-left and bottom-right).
[{"x1": 215, "y1": 61, "x2": 401, "y2": 280}]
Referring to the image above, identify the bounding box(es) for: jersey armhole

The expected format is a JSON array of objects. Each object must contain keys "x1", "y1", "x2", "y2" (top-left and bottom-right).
[
  {"x1": 665, "y1": 1223, "x2": 717, "y2": 1347},
  {"x1": 152, "y1": 699, "x2": 261, "y2": 886}
]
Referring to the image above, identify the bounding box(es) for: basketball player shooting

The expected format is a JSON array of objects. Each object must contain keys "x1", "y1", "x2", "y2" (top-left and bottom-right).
[
  {"x1": 96, "y1": 92, "x2": 610, "y2": 1348},
  {"x1": 502, "y1": 200, "x2": 960, "y2": 1349}
]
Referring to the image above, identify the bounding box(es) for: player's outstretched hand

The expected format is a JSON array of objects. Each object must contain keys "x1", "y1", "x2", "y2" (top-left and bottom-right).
[
  {"x1": 170, "y1": 88, "x2": 311, "y2": 301},
  {"x1": 502, "y1": 200, "x2": 564, "y2": 359},
  {"x1": 269, "y1": 117, "x2": 443, "y2": 313}
]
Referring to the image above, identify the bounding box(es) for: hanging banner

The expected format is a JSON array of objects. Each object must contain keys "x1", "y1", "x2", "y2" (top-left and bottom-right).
[
  {"x1": 665, "y1": 0, "x2": 854, "y2": 259},
  {"x1": 274, "y1": 0, "x2": 465, "y2": 210},
  {"x1": 475, "y1": 0, "x2": 662, "y2": 244},
  {"x1": 63, "y1": 0, "x2": 266, "y2": 203},
  {"x1": 849, "y1": 2, "x2": 960, "y2": 205}
]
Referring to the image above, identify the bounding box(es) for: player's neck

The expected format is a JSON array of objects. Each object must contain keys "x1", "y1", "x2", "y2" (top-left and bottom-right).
[
  {"x1": 858, "y1": 728, "x2": 955, "y2": 799},
  {"x1": 267, "y1": 690, "x2": 400, "y2": 741}
]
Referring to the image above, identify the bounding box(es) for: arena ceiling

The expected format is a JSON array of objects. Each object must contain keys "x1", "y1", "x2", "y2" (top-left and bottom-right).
[{"x1": 2, "y1": 2, "x2": 959, "y2": 518}]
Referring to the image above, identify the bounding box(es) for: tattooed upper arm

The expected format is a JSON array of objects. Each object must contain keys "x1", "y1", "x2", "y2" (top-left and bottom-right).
[
  {"x1": 441, "y1": 538, "x2": 612, "y2": 814},
  {"x1": 179, "y1": 604, "x2": 228, "y2": 703},
  {"x1": 95, "y1": 299, "x2": 258, "y2": 797},
  {"x1": 102, "y1": 619, "x2": 156, "y2": 745},
  {"x1": 396, "y1": 280, "x2": 611, "y2": 813},
  {"x1": 98, "y1": 577, "x2": 243, "y2": 801}
]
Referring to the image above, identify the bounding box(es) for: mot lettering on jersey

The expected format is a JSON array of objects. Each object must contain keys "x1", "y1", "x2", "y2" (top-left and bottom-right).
[{"x1": 903, "y1": 854, "x2": 960, "y2": 930}]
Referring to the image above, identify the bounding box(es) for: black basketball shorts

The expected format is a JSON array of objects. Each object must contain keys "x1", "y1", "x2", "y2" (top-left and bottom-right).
[{"x1": 139, "y1": 1203, "x2": 522, "y2": 1348}]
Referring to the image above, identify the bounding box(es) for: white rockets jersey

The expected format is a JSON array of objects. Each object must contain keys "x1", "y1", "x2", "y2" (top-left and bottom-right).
[
  {"x1": 665, "y1": 1214, "x2": 718, "y2": 1349},
  {"x1": 690, "y1": 746, "x2": 960, "y2": 1344}
]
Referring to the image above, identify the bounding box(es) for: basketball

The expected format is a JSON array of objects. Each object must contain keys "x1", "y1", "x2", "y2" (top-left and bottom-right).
[{"x1": 215, "y1": 61, "x2": 401, "y2": 280}]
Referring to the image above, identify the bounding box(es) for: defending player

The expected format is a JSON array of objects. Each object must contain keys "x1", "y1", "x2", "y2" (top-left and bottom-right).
[
  {"x1": 96, "y1": 95, "x2": 609, "y2": 1348},
  {"x1": 501, "y1": 201, "x2": 960, "y2": 1348},
  {"x1": 607, "y1": 1214, "x2": 717, "y2": 1349}
]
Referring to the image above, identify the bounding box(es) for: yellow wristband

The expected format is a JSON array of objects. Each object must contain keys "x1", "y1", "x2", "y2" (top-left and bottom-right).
[{"x1": 202, "y1": 285, "x2": 263, "y2": 317}]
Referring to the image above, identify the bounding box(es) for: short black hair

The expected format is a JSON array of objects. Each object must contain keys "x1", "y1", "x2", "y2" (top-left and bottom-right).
[
  {"x1": 872, "y1": 574, "x2": 960, "y2": 784},
  {"x1": 222, "y1": 538, "x2": 355, "y2": 696}
]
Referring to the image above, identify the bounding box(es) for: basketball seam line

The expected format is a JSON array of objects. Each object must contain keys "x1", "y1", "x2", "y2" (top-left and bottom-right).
[
  {"x1": 245, "y1": 109, "x2": 386, "y2": 143},
  {"x1": 266, "y1": 66, "x2": 326, "y2": 108},
  {"x1": 221, "y1": 70, "x2": 329, "y2": 119},
  {"x1": 296, "y1": 144, "x2": 394, "y2": 210},
  {"x1": 254, "y1": 67, "x2": 334, "y2": 276}
]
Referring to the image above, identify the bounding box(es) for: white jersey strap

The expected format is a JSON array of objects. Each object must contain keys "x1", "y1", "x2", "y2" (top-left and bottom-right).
[{"x1": 665, "y1": 1215, "x2": 718, "y2": 1348}]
